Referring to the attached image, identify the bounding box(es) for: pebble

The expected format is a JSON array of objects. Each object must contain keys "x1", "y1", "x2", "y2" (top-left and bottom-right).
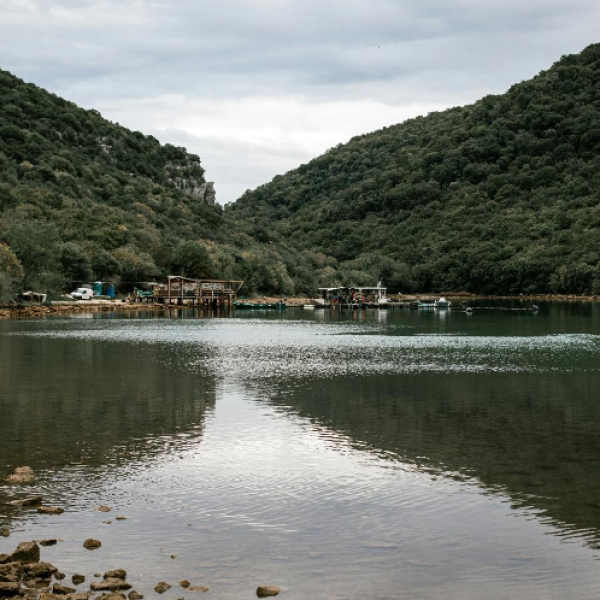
[
  {"x1": 154, "y1": 582, "x2": 171, "y2": 594},
  {"x1": 72, "y1": 575, "x2": 85, "y2": 586},
  {"x1": 256, "y1": 585, "x2": 281, "y2": 597},
  {"x1": 103, "y1": 571, "x2": 127, "y2": 580},
  {"x1": 179, "y1": 581, "x2": 190, "y2": 589},
  {"x1": 97, "y1": 506, "x2": 112, "y2": 513},
  {"x1": 128, "y1": 592, "x2": 143, "y2": 600},
  {"x1": 37, "y1": 507, "x2": 65, "y2": 516},
  {"x1": 82, "y1": 540, "x2": 101, "y2": 551},
  {"x1": 39, "y1": 540, "x2": 57, "y2": 547},
  {"x1": 52, "y1": 583, "x2": 75, "y2": 594}
]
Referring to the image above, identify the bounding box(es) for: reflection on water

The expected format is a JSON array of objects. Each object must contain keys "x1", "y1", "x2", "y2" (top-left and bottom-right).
[{"x1": 1, "y1": 305, "x2": 600, "y2": 599}]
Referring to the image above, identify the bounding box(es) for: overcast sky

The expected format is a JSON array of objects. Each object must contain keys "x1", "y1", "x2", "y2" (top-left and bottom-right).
[{"x1": 1, "y1": 0, "x2": 599, "y2": 204}]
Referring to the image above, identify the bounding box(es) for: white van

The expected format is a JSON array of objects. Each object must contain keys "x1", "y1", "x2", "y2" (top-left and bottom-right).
[{"x1": 71, "y1": 288, "x2": 93, "y2": 300}]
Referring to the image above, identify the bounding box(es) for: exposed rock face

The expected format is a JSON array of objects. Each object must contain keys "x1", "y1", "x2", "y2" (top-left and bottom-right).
[
  {"x1": 169, "y1": 178, "x2": 216, "y2": 206},
  {"x1": 10, "y1": 543, "x2": 40, "y2": 565},
  {"x1": 256, "y1": 585, "x2": 281, "y2": 597}
]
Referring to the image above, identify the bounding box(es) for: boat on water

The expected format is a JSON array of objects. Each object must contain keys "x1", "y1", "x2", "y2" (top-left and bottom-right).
[
  {"x1": 434, "y1": 297, "x2": 452, "y2": 308},
  {"x1": 234, "y1": 300, "x2": 287, "y2": 310},
  {"x1": 418, "y1": 297, "x2": 452, "y2": 309}
]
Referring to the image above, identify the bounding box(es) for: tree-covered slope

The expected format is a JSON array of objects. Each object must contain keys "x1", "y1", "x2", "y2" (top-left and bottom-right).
[
  {"x1": 228, "y1": 43, "x2": 600, "y2": 295},
  {"x1": 0, "y1": 68, "x2": 223, "y2": 297}
]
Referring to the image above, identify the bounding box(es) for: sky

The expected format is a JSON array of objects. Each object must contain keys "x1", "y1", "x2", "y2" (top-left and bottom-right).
[{"x1": 1, "y1": 0, "x2": 599, "y2": 204}]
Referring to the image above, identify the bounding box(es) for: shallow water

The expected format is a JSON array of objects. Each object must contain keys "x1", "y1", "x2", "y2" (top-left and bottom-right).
[{"x1": 1, "y1": 303, "x2": 600, "y2": 599}]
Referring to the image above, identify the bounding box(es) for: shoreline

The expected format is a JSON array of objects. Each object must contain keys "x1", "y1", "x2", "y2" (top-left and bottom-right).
[{"x1": 0, "y1": 292, "x2": 598, "y2": 320}]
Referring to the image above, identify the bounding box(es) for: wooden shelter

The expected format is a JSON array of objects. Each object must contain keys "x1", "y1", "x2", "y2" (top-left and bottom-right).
[{"x1": 150, "y1": 276, "x2": 243, "y2": 307}]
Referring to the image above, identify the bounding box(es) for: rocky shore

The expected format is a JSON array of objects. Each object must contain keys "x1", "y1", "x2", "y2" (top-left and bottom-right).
[
  {"x1": 0, "y1": 303, "x2": 168, "y2": 321},
  {"x1": 1, "y1": 468, "x2": 282, "y2": 599},
  {"x1": 1, "y1": 292, "x2": 598, "y2": 321}
]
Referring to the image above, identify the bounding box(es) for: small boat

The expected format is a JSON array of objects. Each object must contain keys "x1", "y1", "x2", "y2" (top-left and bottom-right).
[
  {"x1": 303, "y1": 304, "x2": 316, "y2": 310},
  {"x1": 434, "y1": 297, "x2": 452, "y2": 309},
  {"x1": 234, "y1": 300, "x2": 287, "y2": 310}
]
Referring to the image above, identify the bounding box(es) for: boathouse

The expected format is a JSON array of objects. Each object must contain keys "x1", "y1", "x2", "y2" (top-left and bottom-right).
[{"x1": 148, "y1": 276, "x2": 243, "y2": 307}]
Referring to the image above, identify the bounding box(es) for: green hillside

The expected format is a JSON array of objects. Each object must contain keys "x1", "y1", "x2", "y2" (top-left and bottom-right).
[
  {"x1": 227, "y1": 43, "x2": 600, "y2": 295},
  {"x1": 0, "y1": 68, "x2": 226, "y2": 298}
]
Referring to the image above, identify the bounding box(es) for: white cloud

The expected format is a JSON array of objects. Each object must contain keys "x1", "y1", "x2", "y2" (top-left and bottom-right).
[{"x1": 1, "y1": 0, "x2": 599, "y2": 202}]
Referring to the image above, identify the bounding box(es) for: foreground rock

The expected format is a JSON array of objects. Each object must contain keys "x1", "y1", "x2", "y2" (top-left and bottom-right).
[
  {"x1": 52, "y1": 584, "x2": 75, "y2": 595},
  {"x1": 38, "y1": 541, "x2": 57, "y2": 548},
  {"x1": 10, "y1": 543, "x2": 40, "y2": 565},
  {"x1": 0, "y1": 581, "x2": 22, "y2": 596},
  {"x1": 127, "y1": 591, "x2": 143, "y2": 600},
  {"x1": 8, "y1": 498, "x2": 42, "y2": 508},
  {"x1": 71, "y1": 576, "x2": 85, "y2": 586},
  {"x1": 37, "y1": 507, "x2": 64, "y2": 516},
  {"x1": 256, "y1": 585, "x2": 281, "y2": 597},
  {"x1": 0, "y1": 530, "x2": 9, "y2": 539},
  {"x1": 153, "y1": 583, "x2": 170, "y2": 594},
  {"x1": 0, "y1": 562, "x2": 24, "y2": 583},
  {"x1": 5, "y1": 467, "x2": 35, "y2": 484},
  {"x1": 82, "y1": 540, "x2": 101, "y2": 551},
  {"x1": 90, "y1": 580, "x2": 131, "y2": 592},
  {"x1": 97, "y1": 506, "x2": 111, "y2": 513}
]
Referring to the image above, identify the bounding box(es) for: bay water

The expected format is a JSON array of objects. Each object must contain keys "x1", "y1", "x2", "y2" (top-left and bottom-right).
[{"x1": 1, "y1": 303, "x2": 600, "y2": 599}]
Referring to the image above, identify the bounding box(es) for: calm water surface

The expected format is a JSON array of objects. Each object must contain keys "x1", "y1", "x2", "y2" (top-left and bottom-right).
[{"x1": 1, "y1": 303, "x2": 600, "y2": 599}]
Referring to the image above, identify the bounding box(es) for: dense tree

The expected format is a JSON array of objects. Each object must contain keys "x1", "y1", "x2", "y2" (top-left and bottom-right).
[{"x1": 226, "y1": 43, "x2": 600, "y2": 295}]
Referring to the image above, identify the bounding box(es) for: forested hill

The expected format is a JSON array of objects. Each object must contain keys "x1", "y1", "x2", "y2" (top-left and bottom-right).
[
  {"x1": 0, "y1": 68, "x2": 223, "y2": 298},
  {"x1": 228, "y1": 43, "x2": 600, "y2": 295}
]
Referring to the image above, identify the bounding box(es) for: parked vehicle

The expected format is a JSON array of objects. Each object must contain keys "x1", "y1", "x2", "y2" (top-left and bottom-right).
[{"x1": 71, "y1": 287, "x2": 94, "y2": 300}]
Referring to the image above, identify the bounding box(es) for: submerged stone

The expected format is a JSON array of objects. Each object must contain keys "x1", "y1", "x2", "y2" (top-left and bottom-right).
[
  {"x1": 37, "y1": 507, "x2": 64, "y2": 516},
  {"x1": 153, "y1": 582, "x2": 170, "y2": 594},
  {"x1": 82, "y1": 540, "x2": 101, "y2": 551},
  {"x1": 256, "y1": 585, "x2": 281, "y2": 597}
]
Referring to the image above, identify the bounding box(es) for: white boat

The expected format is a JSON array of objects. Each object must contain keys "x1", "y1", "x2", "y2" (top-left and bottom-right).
[
  {"x1": 434, "y1": 297, "x2": 452, "y2": 308},
  {"x1": 303, "y1": 304, "x2": 316, "y2": 310}
]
